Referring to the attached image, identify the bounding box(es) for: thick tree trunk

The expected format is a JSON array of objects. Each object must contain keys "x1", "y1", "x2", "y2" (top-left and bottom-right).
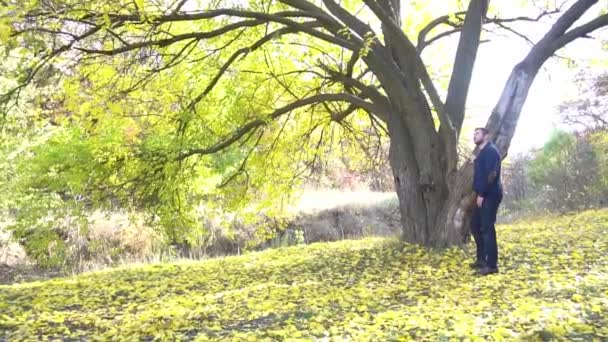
[
  {"x1": 388, "y1": 117, "x2": 429, "y2": 244},
  {"x1": 387, "y1": 108, "x2": 451, "y2": 247}
]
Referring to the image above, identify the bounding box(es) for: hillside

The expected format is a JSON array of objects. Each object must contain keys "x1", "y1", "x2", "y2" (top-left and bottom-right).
[{"x1": 1, "y1": 210, "x2": 607, "y2": 341}]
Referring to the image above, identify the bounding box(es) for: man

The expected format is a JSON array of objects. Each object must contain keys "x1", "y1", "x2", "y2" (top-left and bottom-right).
[{"x1": 470, "y1": 127, "x2": 503, "y2": 276}]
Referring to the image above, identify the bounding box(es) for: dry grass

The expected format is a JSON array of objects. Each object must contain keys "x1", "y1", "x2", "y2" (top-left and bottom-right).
[
  {"x1": 85, "y1": 211, "x2": 162, "y2": 263},
  {"x1": 0, "y1": 239, "x2": 26, "y2": 267},
  {"x1": 293, "y1": 189, "x2": 397, "y2": 214},
  {"x1": 284, "y1": 190, "x2": 400, "y2": 244},
  {"x1": 1, "y1": 190, "x2": 400, "y2": 284},
  {"x1": 0, "y1": 217, "x2": 26, "y2": 268}
]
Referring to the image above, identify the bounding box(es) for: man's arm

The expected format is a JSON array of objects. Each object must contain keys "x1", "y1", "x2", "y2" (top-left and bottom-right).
[{"x1": 477, "y1": 148, "x2": 500, "y2": 198}]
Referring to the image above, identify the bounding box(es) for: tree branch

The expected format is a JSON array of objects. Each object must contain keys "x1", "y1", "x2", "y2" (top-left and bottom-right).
[
  {"x1": 318, "y1": 0, "x2": 406, "y2": 86},
  {"x1": 525, "y1": 0, "x2": 604, "y2": 69},
  {"x1": 187, "y1": 23, "x2": 320, "y2": 110},
  {"x1": 39, "y1": 8, "x2": 359, "y2": 51},
  {"x1": 418, "y1": 28, "x2": 461, "y2": 52},
  {"x1": 218, "y1": 130, "x2": 265, "y2": 188},
  {"x1": 345, "y1": 51, "x2": 359, "y2": 79},
  {"x1": 99, "y1": 9, "x2": 319, "y2": 23},
  {"x1": 177, "y1": 93, "x2": 381, "y2": 161},
  {"x1": 492, "y1": 22, "x2": 536, "y2": 46},
  {"x1": 417, "y1": 8, "x2": 560, "y2": 52},
  {"x1": 322, "y1": 0, "x2": 376, "y2": 40},
  {"x1": 319, "y1": 65, "x2": 391, "y2": 121},
  {"x1": 418, "y1": 11, "x2": 467, "y2": 51},
  {"x1": 75, "y1": 19, "x2": 266, "y2": 55},
  {"x1": 362, "y1": 0, "x2": 452, "y2": 135},
  {"x1": 485, "y1": 9, "x2": 561, "y2": 24},
  {"x1": 1, "y1": 25, "x2": 102, "y2": 108},
  {"x1": 549, "y1": 13, "x2": 608, "y2": 53},
  {"x1": 445, "y1": 0, "x2": 488, "y2": 137}
]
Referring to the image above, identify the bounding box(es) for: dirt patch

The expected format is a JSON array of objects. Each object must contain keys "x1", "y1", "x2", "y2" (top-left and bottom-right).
[{"x1": 0, "y1": 263, "x2": 66, "y2": 285}]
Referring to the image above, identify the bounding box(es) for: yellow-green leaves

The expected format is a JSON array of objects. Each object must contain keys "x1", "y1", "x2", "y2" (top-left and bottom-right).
[
  {"x1": 102, "y1": 12, "x2": 111, "y2": 28},
  {"x1": 0, "y1": 18, "x2": 12, "y2": 44},
  {"x1": 1, "y1": 209, "x2": 608, "y2": 340},
  {"x1": 360, "y1": 32, "x2": 377, "y2": 58}
]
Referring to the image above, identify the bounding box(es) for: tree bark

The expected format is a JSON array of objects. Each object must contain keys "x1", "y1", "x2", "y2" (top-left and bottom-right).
[
  {"x1": 387, "y1": 112, "x2": 429, "y2": 244},
  {"x1": 445, "y1": 0, "x2": 489, "y2": 135},
  {"x1": 386, "y1": 103, "x2": 452, "y2": 246}
]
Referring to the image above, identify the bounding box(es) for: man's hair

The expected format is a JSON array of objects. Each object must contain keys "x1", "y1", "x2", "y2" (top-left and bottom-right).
[{"x1": 475, "y1": 127, "x2": 489, "y2": 135}]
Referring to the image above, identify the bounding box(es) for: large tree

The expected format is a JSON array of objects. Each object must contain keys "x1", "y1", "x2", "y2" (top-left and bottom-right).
[{"x1": 2, "y1": 0, "x2": 607, "y2": 247}]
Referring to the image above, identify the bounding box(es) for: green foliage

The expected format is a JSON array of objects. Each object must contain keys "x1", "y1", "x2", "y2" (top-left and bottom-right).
[
  {"x1": 525, "y1": 130, "x2": 602, "y2": 211},
  {"x1": 527, "y1": 130, "x2": 577, "y2": 185},
  {"x1": 0, "y1": 3, "x2": 379, "y2": 261},
  {"x1": 589, "y1": 130, "x2": 608, "y2": 188},
  {"x1": 0, "y1": 0, "x2": 400, "y2": 263},
  {"x1": 1, "y1": 209, "x2": 608, "y2": 340}
]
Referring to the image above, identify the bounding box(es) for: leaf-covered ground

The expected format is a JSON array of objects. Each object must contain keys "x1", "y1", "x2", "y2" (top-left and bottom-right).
[{"x1": 1, "y1": 210, "x2": 608, "y2": 341}]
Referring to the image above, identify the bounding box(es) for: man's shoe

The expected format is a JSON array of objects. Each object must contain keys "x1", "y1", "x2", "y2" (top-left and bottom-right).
[
  {"x1": 478, "y1": 266, "x2": 499, "y2": 276},
  {"x1": 469, "y1": 260, "x2": 485, "y2": 269}
]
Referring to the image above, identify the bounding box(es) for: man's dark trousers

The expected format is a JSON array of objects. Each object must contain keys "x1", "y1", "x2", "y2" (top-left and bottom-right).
[{"x1": 471, "y1": 194, "x2": 502, "y2": 268}]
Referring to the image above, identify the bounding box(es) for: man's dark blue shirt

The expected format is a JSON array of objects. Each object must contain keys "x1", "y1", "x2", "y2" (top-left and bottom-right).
[{"x1": 473, "y1": 142, "x2": 503, "y2": 198}]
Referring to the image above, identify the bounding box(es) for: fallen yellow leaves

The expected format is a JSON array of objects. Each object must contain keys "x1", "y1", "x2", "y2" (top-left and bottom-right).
[{"x1": 1, "y1": 209, "x2": 607, "y2": 340}]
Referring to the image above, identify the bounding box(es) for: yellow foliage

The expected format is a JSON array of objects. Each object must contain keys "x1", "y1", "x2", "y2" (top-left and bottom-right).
[{"x1": 1, "y1": 210, "x2": 608, "y2": 340}]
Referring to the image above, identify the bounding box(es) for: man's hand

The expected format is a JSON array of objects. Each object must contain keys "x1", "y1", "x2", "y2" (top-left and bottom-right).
[{"x1": 476, "y1": 196, "x2": 484, "y2": 208}]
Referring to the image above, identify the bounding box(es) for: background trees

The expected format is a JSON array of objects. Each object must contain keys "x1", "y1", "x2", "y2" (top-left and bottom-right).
[{"x1": 501, "y1": 70, "x2": 608, "y2": 217}]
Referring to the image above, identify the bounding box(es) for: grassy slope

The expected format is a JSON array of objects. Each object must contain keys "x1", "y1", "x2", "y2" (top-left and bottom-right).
[{"x1": 1, "y1": 210, "x2": 607, "y2": 341}]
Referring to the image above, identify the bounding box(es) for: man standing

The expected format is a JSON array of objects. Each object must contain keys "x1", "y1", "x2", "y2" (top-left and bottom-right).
[{"x1": 470, "y1": 128, "x2": 503, "y2": 276}]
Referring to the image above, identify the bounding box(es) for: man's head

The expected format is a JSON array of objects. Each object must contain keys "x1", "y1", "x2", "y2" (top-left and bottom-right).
[{"x1": 473, "y1": 127, "x2": 489, "y2": 146}]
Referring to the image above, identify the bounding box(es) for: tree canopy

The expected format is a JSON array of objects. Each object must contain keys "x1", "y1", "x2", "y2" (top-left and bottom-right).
[{"x1": 1, "y1": 0, "x2": 607, "y2": 253}]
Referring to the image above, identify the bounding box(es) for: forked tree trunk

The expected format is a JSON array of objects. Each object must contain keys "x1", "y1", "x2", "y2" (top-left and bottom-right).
[
  {"x1": 387, "y1": 110, "x2": 450, "y2": 246},
  {"x1": 392, "y1": 63, "x2": 539, "y2": 247},
  {"x1": 383, "y1": 0, "x2": 606, "y2": 247},
  {"x1": 445, "y1": 64, "x2": 538, "y2": 243}
]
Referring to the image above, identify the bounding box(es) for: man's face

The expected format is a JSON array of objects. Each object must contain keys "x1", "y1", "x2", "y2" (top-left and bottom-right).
[{"x1": 473, "y1": 130, "x2": 486, "y2": 146}]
